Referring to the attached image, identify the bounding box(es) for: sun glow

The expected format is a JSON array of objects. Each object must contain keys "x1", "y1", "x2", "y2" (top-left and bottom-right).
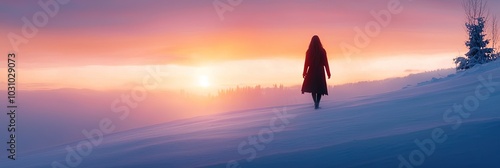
[{"x1": 198, "y1": 75, "x2": 210, "y2": 88}]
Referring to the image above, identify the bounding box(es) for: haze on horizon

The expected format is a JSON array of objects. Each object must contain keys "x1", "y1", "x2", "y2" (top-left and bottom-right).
[{"x1": 2, "y1": 0, "x2": 500, "y2": 93}]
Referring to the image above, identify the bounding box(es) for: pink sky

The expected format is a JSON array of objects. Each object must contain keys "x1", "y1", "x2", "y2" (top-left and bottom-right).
[{"x1": 1, "y1": 0, "x2": 499, "y2": 92}]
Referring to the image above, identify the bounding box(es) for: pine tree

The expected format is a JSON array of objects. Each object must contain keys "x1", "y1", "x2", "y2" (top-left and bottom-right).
[{"x1": 455, "y1": 17, "x2": 494, "y2": 70}]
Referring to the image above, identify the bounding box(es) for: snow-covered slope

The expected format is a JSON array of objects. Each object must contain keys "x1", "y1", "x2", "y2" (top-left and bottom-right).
[{"x1": 4, "y1": 61, "x2": 500, "y2": 168}]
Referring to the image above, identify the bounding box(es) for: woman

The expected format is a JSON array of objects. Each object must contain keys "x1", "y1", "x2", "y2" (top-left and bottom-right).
[{"x1": 301, "y1": 35, "x2": 331, "y2": 109}]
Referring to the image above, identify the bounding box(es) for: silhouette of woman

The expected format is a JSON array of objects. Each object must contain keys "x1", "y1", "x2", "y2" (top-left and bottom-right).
[{"x1": 301, "y1": 35, "x2": 331, "y2": 109}]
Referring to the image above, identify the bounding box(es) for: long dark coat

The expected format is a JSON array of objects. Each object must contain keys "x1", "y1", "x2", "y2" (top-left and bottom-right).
[{"x1": 301, "y1": 36, "x2": 330, "y2": 95}]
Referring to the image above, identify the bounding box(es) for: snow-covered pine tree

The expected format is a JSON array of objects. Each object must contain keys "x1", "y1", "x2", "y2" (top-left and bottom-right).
[{"x1": 455, "y1": 17, "x2": 494, "y2": 70}]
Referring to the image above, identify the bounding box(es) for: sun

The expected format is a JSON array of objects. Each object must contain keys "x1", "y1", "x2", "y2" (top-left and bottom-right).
[{"x1": 198, "y1": 75, "x2": 210, "y2": 88}]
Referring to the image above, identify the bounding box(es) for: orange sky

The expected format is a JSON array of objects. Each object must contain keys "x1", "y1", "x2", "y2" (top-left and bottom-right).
[{"x1": 1, "y1": 0, "x2": 500, "y2": 93}]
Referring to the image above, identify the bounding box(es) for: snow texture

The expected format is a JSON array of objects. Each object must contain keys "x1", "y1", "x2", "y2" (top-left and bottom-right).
[{"x1": 3, "y1": 61, "x2": 500, "y2": 168}]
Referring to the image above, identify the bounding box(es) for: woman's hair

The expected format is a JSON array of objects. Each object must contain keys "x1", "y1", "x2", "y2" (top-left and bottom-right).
[{"x1": 308, "y1": 35, "x2": 324, "y2": 53}]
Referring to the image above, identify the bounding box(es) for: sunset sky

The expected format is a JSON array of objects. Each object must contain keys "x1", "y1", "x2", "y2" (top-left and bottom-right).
[{"x1": 2, "y1": 0, "x2": 500, "y2": 94}]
